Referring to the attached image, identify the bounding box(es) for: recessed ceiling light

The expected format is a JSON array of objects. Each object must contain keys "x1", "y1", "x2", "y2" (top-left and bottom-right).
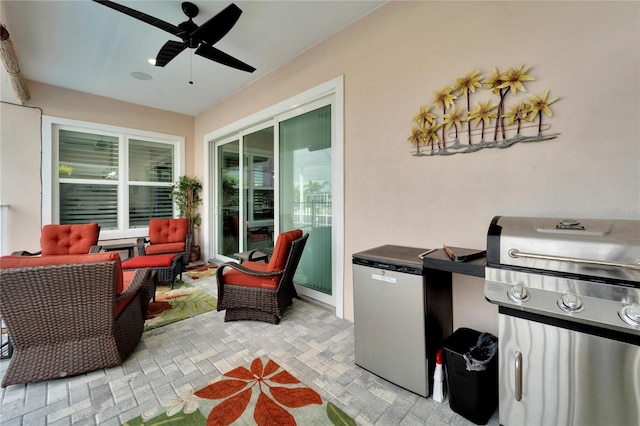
[
  {"x1": 148, "y1": 58, "x2": 156, "y2": 65},
  {"x1": 131, "y1": 71, "x2": 152, "y2": 81}
]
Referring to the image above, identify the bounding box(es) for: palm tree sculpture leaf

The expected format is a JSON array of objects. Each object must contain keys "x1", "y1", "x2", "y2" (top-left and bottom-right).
[
  {"x1": 423, "y1": 123, "x2": 441, "y2": 152},
  {"x1": 525, "y1": 90, "x2": 559, "y2": 135},
  {"x1": 469, "y1": 100, "x2": 498, "y2": 142},
  {"x1": 503, "y1": 101, "x2": 531, "y2": 137},
  {"x1": 432, "y1": 86, "x2": 457, "y2": 149},
  {"x1": 442, "y1": 105, "x2": 467, "y2": 145},
  {"x1": 454, "y1": 69, "x2": 482, "y2": 145}
]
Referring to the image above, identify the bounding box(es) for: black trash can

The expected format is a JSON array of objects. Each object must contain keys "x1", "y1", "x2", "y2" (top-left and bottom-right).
[{"x1": 441, "y1": 327, "x2": 498, "y2": 425}]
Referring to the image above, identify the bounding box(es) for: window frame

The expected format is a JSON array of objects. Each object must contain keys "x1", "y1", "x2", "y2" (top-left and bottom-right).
[{"x1": 43, "y1": 116, "x2": 185, "y2": 240}]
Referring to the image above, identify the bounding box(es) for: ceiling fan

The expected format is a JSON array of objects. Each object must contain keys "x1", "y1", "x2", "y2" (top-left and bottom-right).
[{"x1": 93, "y1": 1, "x2": 255, "y2": 73}]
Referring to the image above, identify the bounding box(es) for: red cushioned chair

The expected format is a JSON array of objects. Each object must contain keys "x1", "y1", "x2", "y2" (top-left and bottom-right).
[
  {"x1": 136, "y1": 218, "x2": 192, "y2": 270},
  {"x1": 216, "y1": 229, "x2": 308, "y2": 324},
  {"x1": 0, "y1": 252, "x2": 151, "y2": 387},
  {"x1": 12, "y1": 223, "x2": 101, "y2": 256}
]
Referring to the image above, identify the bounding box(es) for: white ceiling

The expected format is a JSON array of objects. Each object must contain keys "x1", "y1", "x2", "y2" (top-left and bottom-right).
[{"x1": 1, "y1": 0, "x2": 385, "y2": 116}]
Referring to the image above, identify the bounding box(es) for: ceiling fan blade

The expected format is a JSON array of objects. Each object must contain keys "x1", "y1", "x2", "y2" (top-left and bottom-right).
[
  {"x1": 155, "y1": 40, "x2": 187, "y2": 67},
  {"x1": 190, "y1": 3, "x2": 242, "y2": 45},
  {"x1": 92, "y1": 0, "x2": 185, "y2": 38},
  {"x1": 195, "y1": 44, "x2": 256, "y2": 73}
]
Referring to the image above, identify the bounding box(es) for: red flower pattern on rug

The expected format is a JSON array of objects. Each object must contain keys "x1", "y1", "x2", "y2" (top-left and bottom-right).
[
  {"x1": 186, "y1": 264, "x2": 218, "y2": 279},
  {"x1": 194, "y1": 357, "x2": 322, "y2": 426}
]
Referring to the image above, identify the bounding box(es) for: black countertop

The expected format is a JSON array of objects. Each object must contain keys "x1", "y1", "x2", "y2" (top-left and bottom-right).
[{"x1": 422, "y1": 247, "x2": 486, "y2": 278}]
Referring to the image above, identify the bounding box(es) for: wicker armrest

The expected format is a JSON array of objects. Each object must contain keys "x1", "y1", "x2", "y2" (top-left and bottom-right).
[
  {"x1": 90, "y1": 245, "x2": 102, "y2": 253},
  {"x1": 116, "y1": 268, "x2": 151, "y2": 302},
  {"x1": 248, "y1": 249, "x2": 271, "y2": 262},
  {"x1": 136, "y1": 237, "x2": 148, "y2": 256},
  {"x1": 218, "y1": 262, "x2": 285, "y2": 278},
  {"x1": 11, "y1": 250, "x2": 41, "y2": 256}
]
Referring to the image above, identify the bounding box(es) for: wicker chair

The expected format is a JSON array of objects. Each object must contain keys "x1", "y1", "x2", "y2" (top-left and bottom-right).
[
  {"x1": 216, "y1": 229, "x2": 308, "y2": 324},
  {"x1": 12, "y1": 222, "x2": 101, "y2": 256},
  {"x1": 0, "y1": 252, "x2": 151, "y2": 387},
  {"x1": 136, "y1": 218, "x2": 192, "y2": 270}
]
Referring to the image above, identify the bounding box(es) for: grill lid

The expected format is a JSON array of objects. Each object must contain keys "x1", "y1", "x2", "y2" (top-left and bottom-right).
[{"x1": 487, "y1": 216, "x2": 640, "y2": 284}]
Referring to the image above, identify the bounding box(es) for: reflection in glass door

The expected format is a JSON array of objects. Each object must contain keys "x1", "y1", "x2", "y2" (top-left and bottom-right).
[
  {"x1": 217, "y1": 140, "x2": 240, "y2": 258},
  {"x1": 216, "y1": 126, "x2": 274, "y2": 260},
  {"x1": 280, "y1": 105, "x2": 332, "y2": 297},
  {"x1": 243, "y1": 127, "x2": 274, "y2": 251}
]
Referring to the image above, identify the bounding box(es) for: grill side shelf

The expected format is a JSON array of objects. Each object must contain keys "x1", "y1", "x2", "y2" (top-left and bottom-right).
[{"x1": 422, "y1": 248, "x2": 486, "y2": 278}]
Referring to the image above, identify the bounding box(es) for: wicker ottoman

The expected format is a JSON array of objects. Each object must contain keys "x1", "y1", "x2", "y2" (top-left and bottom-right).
[{"x1": 122, "y1": 253, "x2": 182, "y2": 293}]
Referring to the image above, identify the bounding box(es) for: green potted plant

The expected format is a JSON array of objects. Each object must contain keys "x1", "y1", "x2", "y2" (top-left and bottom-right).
[{"x1": 171, "y1": 175, "x2": 203, "y2": 262}]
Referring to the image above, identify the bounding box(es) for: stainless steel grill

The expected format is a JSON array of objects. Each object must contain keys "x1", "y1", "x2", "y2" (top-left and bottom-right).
[{"x1": 484, "y1": 216, "x2": 640, "y2": 426}]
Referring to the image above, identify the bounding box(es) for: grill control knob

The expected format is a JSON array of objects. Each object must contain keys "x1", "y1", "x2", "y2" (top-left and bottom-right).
[
  {"x1": 558, "y1": 293, "x2": 584, "y2": 313},
  {"x1": 620, "y1": 304, "x2": 640, "y2": 327},
  {"x1": 508, "y1": 284, "x2": 530, "y2": 302}
]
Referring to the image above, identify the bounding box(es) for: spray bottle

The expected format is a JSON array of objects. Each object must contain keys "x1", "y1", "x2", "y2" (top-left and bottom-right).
[{"x1": 433, "y1": 348, "x2": 445, "y2": 403}]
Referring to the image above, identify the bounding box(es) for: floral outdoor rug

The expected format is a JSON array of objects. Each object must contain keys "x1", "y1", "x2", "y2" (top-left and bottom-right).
[
  {"x1": 122, "y1": 356, "x2": 356, "y2": 425},
  {"x1": 186, "y1": 263, "x2": 218, "y2": 280},
  {"x1": 145, "y1": 281, "x2": 217, "y2": 332}
]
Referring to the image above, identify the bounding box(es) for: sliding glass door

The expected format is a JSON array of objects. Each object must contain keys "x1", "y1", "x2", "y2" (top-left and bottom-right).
[
  {"x1": 210, "y1": 84, "x2": 341, "y2": 309},
  {"x1": 279, "y1": 105, "x2": 332, "y2": 299}
]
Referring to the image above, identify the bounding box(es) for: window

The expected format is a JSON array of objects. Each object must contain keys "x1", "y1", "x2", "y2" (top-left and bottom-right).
[
  {"x1": 128, "y1": 139, "x2": 175, "y2": 228},
  {"x1": 43, "y1": 117, "x2": 184, "y2": 239},
  {"x1": 58, "y1": 129, "x2": 120, "y2": 228}
]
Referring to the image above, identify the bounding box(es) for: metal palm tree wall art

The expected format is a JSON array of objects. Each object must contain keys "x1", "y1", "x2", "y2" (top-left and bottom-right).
[{"x1": 409, "y1": 65, "x2": 560, "y2": 156}]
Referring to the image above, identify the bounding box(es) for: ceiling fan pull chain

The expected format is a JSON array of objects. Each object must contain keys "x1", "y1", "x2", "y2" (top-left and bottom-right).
[{"x1": 189, "y1": 50, "x2": 194, "y2": 85}]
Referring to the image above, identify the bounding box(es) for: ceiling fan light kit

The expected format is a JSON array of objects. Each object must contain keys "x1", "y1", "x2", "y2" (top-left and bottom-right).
[{"x1": 93, "y1": 1, "x2": 255, "y2": 73}]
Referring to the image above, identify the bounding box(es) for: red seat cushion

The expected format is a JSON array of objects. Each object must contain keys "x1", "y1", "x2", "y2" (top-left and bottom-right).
[
  {"x1": 40, "y1": 223, "x2": 100, "y2": 255},
  {"x1": 221, "y1": 229, "x2": 303, "y2": 290},
  {"x1": 267, "y1": 229, "x2": 302, "y2": 272},
  {"x1": 145, "y1": 242, "x2": 186, "y2": 256},
  {"x1": 223, "y1": 261, "x2": 280, "y2": 290},
  {"x1": 122, "y1": 253, "x2": 177, "y2": 269},
  {"x1": 148, "y1": 218, "x2": 188, "y2": 244}
]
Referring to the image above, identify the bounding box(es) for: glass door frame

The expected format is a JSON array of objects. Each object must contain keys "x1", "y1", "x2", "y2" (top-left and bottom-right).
[{"x1": 203, "y1": 76, "x2": 344, "y2": 318}]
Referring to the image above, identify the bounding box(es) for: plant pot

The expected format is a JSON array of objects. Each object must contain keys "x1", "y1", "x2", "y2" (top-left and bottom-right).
[{"x1": 190, "y1": 245, "x2": 201, "y2": 263}]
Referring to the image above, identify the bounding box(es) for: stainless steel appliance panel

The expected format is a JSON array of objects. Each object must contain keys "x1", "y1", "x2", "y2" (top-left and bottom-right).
[
  {"x1": 487, "y1": 216, "x2": 640, "y2": 283},
  {"x1": 353, "y1": 263, "x2": 428, "y2": 397},
  {"x1": 499, "y1": 313, "x2": 640, "y2": 426}
]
